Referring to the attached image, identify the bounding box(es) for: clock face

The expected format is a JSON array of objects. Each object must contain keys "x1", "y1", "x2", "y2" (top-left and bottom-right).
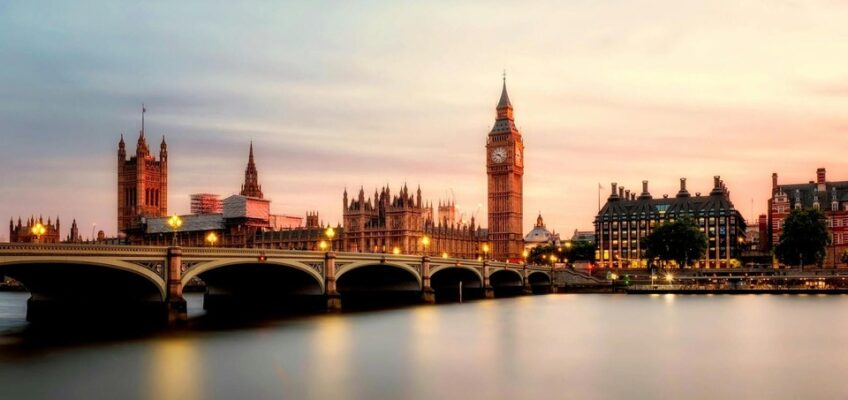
[{"x1": 490, "y1": 147, "x2": 507, "y2": 163}]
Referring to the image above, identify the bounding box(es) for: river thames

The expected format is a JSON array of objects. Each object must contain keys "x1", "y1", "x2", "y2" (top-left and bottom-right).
[{"x1": 0, "y1": 292, "x2": 847, "y2": 399}]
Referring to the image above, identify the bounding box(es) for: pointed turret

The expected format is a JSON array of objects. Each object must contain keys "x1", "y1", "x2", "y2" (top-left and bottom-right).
[
  {"x1": 496, "y1": 74, "x2": 514, "y2": 120},
  {"x1": 160, "y1": 136, "x2": 167, "y2": 160},
  {"x1": 239, "y1": 141, "x2": 263, "y2": 199}
]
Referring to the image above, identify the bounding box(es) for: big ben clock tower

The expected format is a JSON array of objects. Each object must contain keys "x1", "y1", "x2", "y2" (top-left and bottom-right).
[{"x1": 486, "y1": 76, "x2": 524, "y2": 261}]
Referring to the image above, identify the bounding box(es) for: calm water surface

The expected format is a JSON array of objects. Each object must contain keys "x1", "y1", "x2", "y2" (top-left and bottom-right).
[{"x1": 0, "y1": 292, "x2": 846, "y2": 399}]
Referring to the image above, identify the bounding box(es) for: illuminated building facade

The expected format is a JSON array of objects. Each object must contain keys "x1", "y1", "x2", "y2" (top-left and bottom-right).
[{"x1": 594, "y1": 176, "x2": 746, "y2": 268}]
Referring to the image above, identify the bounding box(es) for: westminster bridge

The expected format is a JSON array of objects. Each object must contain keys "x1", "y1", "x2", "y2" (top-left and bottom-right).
[{"x1": 0, "y1": 243, "x2": 559, "y2": 324}]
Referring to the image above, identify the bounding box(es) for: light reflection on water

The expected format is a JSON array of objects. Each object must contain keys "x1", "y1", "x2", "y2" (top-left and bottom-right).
[{"x1": 0, "y1": 293, "x2": 847, "y2": 399}]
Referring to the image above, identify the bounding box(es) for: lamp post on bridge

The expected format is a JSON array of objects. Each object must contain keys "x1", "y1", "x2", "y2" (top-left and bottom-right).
[
  {"x1": 167, "y1": 215, "x2": 182, "y2": 247},
  {"x1": 206, "y1": 232, "x2": 218, "y2": 247},
  {"x1": 325, "y1": 226, "x2": 336, "y2": 251},
  {"x1": 421, "y1": 235, "x2": 431, "y2": 256},
  {"x1": 30, "y1": 223, "x2": 46, "y2": 243}
]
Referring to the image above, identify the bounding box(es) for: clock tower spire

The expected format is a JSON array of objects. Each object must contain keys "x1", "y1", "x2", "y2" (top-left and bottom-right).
[{"x1": 486, "y1": 75, "x2": 524, "y2": 261}]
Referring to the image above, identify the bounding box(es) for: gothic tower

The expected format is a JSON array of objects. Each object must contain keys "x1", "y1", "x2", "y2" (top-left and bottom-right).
[
  {"x1": 240, "y1": 141, "x2": 264, "y2": 199},
  {"x1": 486, "y1": 76, "x2": 524, "y2": 260},
  {"x1": 117, "y1": 107, "x2": 168, "y2": 235}
]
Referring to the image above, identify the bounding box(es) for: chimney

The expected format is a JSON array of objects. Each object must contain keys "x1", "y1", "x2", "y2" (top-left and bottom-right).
[
  {"x1": 638, "y1": 180, "x2": 652, "y2": 200},
  {"x1": 772, "y1": 172, "x2": 778, "y2": 191},
  {"x1": 710, "y1": 175, "x2": 724, "y2": 196},
  {"x1": 625, "y1": 189, "x2": 630, "y2": 199},
  {"x1": 609, "y1": 182, "x2": 620, "y2": 201},
  {"x1": 619, "y1": 186, "x2": 625, "y2": 198},
  {"x1": 817, "y1": 168, "x2": 826, "y2": 192},
  {"x1": 676, "y1": 178, "x2": 690, "y2": 198}
]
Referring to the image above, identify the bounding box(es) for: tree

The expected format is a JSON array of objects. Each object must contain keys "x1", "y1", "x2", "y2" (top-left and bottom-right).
[
  {"x1": 527, "y1": 241, "x2": 595, "y2": 265},
  {"x1": 775, "y1": 208, "x2": 830, "y2": 267},
  {"x1": 642, "y1": 216, "x2": 708, "y2": 269}
]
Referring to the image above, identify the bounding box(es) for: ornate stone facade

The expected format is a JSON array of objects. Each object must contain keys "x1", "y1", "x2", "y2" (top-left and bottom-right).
[
  {"x1": 118, "y1": 109, "x2": 168, "y2": 236},
  {"x1": 9, "y1": 216, "x2": 61, "y2": 243},
  {"x1": 486, "y1": 77, "x2": 524, "y2": 261},
  {"x1": 342, "y1": 185, "x2": 485, "y2": 258}
]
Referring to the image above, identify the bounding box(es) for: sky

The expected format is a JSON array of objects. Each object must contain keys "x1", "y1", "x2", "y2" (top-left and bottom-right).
[{"x1": 2, "y1": 0, "x2": 848, "y2": 241}]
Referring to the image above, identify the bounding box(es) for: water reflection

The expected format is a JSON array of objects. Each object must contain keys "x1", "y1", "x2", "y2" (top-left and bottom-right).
[
  {"x1": 148, "y1": 337, "x2": 202, "y2": 400},
  {"x1": 0, "y1": 293, "x2": 847, "y2": 399}
]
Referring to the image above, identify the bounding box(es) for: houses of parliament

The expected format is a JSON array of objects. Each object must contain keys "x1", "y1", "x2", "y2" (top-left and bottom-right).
[{"x1": 16, "y1": 80, "x2": 527, "y2": 261}]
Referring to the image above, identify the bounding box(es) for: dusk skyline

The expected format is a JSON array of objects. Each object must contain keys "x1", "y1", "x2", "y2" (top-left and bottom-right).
[{"x1": 3, "y1": 1, "x2": 848, "y2": 240}]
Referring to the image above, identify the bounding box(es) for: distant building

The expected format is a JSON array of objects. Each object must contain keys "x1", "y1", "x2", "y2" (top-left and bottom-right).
[
  {"x1": 67, "y1": 219, "x2": 82, "y2": 243},
  {"x1": 524, "y1": 213, "x2": 559, "y2": 250},
  {"x1": 768, "y1": 168, "x2": 848, "y2": 267},
  {"x1": 190, "y1": 193, "x2": 223, "y2": 215},
  {"x1": 269, "y1": 214, "x2": 303, "y2": 230},
  {"x1": 341, "y1": 185, "x2": 485, "y2": 258},
  {"x1": 570, "y1": 229, "x2": 595, "y2": 244},
  {"x1": 594, "y1": 177, "x2": 746, "y2": 268},
  {"x1": 9, "y1": 216, "x2": 62, "y2": 243},
  {"x1": 117, "y1": 110, "x2": 168, "y2": 237}
]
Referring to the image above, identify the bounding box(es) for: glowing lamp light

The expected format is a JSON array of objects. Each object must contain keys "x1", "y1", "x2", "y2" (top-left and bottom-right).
[
  {"x1": 441, "y1": 252, "x2": 448, "y2": 259},
  {"x1": 422, "y1": 236, "x2": 430, "y2": 246},
  {"x1": 325, "y1": 226, "x2": 335, "y2": 240},
  {"x1": 393, "y1": 247, "x2": 401, "y2": 255},
  {"x1": 167, "y1": 215, "x2": 183, "y2": 229},
  {"x1": 319, "y1": 240, "x2": 328, "y2": 251},
  {"x1": 31, "y1": 223, "x2": 46, "y2": 237},
  {"x1": 205, "y1": 232, "x2": 218, "y2": 246},
  {"x1": 665, "y1": 273, "x2": 674, "y2": 283}
]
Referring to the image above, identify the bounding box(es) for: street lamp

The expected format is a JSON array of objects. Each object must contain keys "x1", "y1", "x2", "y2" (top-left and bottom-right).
[
  {"x1": 665, "y1": 273, "x2": 674, "y2": 285},
  {"x1": 205, "y1": 232, "x2": 218, "y2": 247},
  {"x1": 30, "y1": 223, "x2": 46, "y2": 243},
  {"x1": 421, "y1": 235, "x2": 430, "y2": 256},
  {"x1": 167, "y1": 214, "x2": 182, "y2": 246},
  {"x1": 319, "y1": 240, "x2": 328, "y2": 251},
  {"x1": 565, "y1": 241, "x2": 573, "y2": 249},
  {"x1": 482, "y1": 243, "x2": 490, "y2": 260},
  {"x1": 392, "y1": 246, "x2": 401, "y2": 255},
  {"x1": 441, "y1": 252, "x2": 449, "y2": 259},
  {"x1": 325, "y1": 226, "x2": 335, "y2": 251},
  {"x1": 522, "y1": 249, "x2": 529, "y2": 264}
]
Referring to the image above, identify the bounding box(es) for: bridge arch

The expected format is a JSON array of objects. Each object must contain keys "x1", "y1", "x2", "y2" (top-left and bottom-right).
[
  {"x1": 336, "y1": 261, "x2": 422, "y2": 287},
  {"x1": 430, "y1": 264, "x2": 484, "y2": 283},
  {"x1": 0, "y1": 258, "x2": 167, "y2": 299},
  {"x1": 488, "y1": 268, "x2": 524, "y2": 286},
  {"x1": 429, "y1": 264, "x2": 485, "y2": 302},
  {"x1": 182, "y1": 259, "x2": 324, "y2": 292},
  {"x1": 528, "y1": 271, "x2": 552, "y2": 285}
]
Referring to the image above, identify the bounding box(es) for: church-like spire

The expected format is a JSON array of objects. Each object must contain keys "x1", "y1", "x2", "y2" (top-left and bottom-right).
[
  {"x1": 495, "y1": 72, "x2": 514, "y2": 121},
  {"x1": 239, "y1": 141, "x2": 263, "y2": 199},
  {"x1": 497, "y1": 71, "x2": 512, "y2": 109}
]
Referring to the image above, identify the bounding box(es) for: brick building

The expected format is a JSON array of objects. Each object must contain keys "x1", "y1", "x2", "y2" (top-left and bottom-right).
[
  {"x1": 9, "y1": 216, "x2": 62, "y2": 243},
  {"x1": 768, "y1": 168, "x2": 848, "y2": 267},
  {"x1": 117, "y1": 109, "x2": 168, "y2": 237}
]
